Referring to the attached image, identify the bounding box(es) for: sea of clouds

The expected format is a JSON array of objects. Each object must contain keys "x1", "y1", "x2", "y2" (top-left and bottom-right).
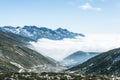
[{"x1": 29, "y1": 34, "x2": 120, "y2": 61}]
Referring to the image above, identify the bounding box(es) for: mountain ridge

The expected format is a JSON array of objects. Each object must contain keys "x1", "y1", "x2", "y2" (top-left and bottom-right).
[
  {"x1": 67, "y1": 48, "x2": 120, "y2": 74},
  {"x1": 0, "y1": 26, "x2": 85, "y2": 41},
  {"x1": 0, "y1": 29, "x2": 64, "y2": 73},
  {"x1": 61, "y1": 51, "x2": 99, "y2": 68}
]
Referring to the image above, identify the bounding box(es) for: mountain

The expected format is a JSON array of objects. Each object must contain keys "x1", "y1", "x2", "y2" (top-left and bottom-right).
[
  {"x1": 61, "y1": 51, "x2": 99, "y2": 68},
  {"x1": 0, "y1": 29, "x2": 34, "y2": 46},
  {"x1": 0, "y1": 30, "x2": 64, "y2": 73},
  {"x1": 67, "y1": 48, "x2": 120, "y2": 74},
  {"x1": 0, "y1": 26, "x2": 85, "y2": 41}
]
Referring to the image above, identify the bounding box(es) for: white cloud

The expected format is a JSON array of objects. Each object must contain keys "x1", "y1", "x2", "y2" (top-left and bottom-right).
[
  {"x1": 79, "y1": 3, "x2": 102, "y2": 11},
  {"x1": 29, "y1": 34, "x2": 120, "y2": 61},
  {"x1": 79, "y1": 3, "x2": 92, "y2": 10},
  {"x1": 94, "y1": 7, "x2": 102, "y2": 11}
]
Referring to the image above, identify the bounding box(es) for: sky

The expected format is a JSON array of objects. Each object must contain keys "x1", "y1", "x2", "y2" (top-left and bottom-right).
[{"x1": 0, "y1": 0, "x2": 120, "y2": 34}]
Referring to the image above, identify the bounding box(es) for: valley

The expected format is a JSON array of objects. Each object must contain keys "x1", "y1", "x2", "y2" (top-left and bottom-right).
[
  {"x1": 0, "y1": 0, "x2": 119, "y2": 79},
  {"x1": 0, "y1": 26, "x2": 120, "y2": 80}
]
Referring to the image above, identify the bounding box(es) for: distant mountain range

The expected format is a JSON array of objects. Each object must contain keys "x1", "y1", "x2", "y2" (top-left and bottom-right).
[
  {"x1": 0, "y1": 26, "x2": 85, "y2": 41},
  {"x1": 67, "y1": 48, "x2": 120, "y2": 74},
  {"x1": 61, "y1": 51, "x2": 99, "y2": 68}
]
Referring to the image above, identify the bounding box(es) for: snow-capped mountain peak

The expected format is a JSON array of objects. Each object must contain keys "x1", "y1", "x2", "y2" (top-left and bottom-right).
[{"x1": 0, "y1": 26, "x2": 85, "y2": 41}]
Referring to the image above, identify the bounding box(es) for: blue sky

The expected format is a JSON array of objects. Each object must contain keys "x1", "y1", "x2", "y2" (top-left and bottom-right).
[{"x1": 0, "y1": 0, "x2": 120, "y2": 34}]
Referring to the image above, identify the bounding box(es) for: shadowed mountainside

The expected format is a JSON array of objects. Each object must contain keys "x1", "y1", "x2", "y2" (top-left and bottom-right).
[{"x1": 68, "y1": 48, "x2": 120, "y2": 74}]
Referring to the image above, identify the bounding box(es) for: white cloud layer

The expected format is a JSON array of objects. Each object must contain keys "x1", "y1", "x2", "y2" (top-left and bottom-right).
[
  {"x1": 79, "y1": 3, "x2": 101, "y2": 11},
  {"x1": 30, "y1": 34, "x2": 120, "y2": 61}
]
